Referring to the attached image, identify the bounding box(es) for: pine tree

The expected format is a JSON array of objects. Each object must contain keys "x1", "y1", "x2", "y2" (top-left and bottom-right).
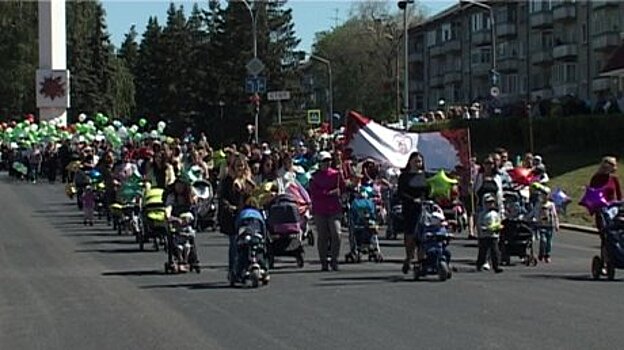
[
  {"x1": 0, "y1": 2, "x2": 38, "y2": 118},
  {"x1": 135, "y1": 16, "x2": 166, "y2": 122},
  {"x1": 118, "y1": 25, "x2": 139, "y2": 74}
]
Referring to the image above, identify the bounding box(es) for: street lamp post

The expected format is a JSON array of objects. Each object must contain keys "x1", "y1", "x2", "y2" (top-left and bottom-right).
[
  {"x1": 242, "y1": 0, "x2": 260, "y2": 143},
  {"x1": 310, "y1": 54, "x2": 334, "y2": 133},
  {"x1": 398, "y1": 0, "x2": 414, "y2": 130}
]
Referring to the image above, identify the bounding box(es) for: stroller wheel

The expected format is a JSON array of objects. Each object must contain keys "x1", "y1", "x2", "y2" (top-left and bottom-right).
[
  {"x1": 530, "y1": 255, "x2": 538, "y2": 267},
  {"x1": 375, "y1": 254, "x2": 384, "y2": 263},
  {"x1": 194, "y1": 265, "x2": 201, "y2": 274},
  {"x1": 345, "y1": 254, "x2": 353, "y2": 264},
  {"x1": 268, "y1": 254, "x2": 275, "y2": 269},
  {"x1": 607, "y1": 261, "x2": 616, "y2": 281},
  {"x1": 438, "y1": 261, "x2": 449, "y2": 282},
  {"x1": 356, "y1": 253, "x2": 362, "y2": 264},
  {"x1": 591, "y1": 256, "x2": 602, "y2": 280},
  {"x1": 413, "y1": 265, "x2": 421, "y2": 280},
  {"x1": 250, "y1": 269, "x2": 261, "y2": 288}
]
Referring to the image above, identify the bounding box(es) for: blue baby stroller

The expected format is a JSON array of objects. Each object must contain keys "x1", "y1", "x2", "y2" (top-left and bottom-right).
[
  {"x1": 592, "y1": 202, "x2": 624, "y2": 280},
  {"x1": 345, "y1": 186, "x2": 383, "y2": 263},
  {"x1": 413, "y1": 201, "x2": 453, "y2": 281},
  {"x1": 232, "y1": 208, "x2": 270, "y2": 288},
  {"x1": 385, "y1": 185, "x2": 404, "y2": 240},
  {"x1": 500, "y1": 190, "x2": 537, "y2": 266}
]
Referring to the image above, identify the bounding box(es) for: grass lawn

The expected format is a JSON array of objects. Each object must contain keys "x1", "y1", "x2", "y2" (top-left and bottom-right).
[{"x1": 545, "y1": 150, "x2": 621, "y2": 226}]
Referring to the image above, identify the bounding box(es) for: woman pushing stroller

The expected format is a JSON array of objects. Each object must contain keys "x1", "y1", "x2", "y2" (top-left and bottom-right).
[{"x1": 397, "y1": 152, "x2": 430, "y2": 274}]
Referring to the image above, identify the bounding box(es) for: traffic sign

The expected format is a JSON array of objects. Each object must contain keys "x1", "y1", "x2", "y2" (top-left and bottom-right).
[
  {"x1": 245, "y1": 76, "x2": 267, "y2": 94},
  {"x1": 246, "y1": 58, "x2": 265, "y2": 76},
  {"x1": 490, "y1": 86, "x2": 500, "y2": 97},
  {"x1": 490, "y1": 69, "x2": 500, "y2": 87},
  {"x1": 267, "y1": 90, "x2": 291, "y2": 101},
  {"x1": 307, "y1": 109, "x2": 321, "y2": 125}
]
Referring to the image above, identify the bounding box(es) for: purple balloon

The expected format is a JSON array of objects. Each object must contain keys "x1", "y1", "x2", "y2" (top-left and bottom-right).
[
  {"x1": 551, "y1": 187, "x2": 571, "y2": 207},
  {"x1": 579, "y1": 187, "x2": 609, "y2": 214}
]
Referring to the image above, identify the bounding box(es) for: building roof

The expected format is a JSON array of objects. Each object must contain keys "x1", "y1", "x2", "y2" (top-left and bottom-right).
[
  {"x1": 601, "y1": 41, "x2": 624, "y2": 77},
  {"x1": 412, "y1": 3, "x2": 462, "y2": 30}
]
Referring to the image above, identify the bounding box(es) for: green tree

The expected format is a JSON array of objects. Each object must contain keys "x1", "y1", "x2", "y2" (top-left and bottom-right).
[
  {"x1": 135, "y1": 16, "x2": 164, "y2": 120},
  {"x1": 0, "y1": 2, "x2": 38, "y2": 119},
  {"x1": 108, "y1": 56, "x2": 136, "y2": 119}
]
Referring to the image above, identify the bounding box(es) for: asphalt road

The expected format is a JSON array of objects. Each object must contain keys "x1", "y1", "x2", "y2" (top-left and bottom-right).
[{"x1": 1, "y1": 177, "x2": 623, "y2": 350}]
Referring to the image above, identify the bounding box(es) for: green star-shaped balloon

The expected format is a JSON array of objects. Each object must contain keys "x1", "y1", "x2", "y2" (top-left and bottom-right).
[{"x1": 427, "y1": 170, "x2": 458, "y2": 199}]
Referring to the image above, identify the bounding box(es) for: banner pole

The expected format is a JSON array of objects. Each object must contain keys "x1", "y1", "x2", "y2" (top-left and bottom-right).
[{"x1": 467, "y1": 127, "x2": 476, "y2": 237}]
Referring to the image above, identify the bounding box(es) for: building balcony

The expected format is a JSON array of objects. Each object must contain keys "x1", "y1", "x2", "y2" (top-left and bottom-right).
[
  {"x1": 443, "y1": 70, "x2": 462, "y2": 84},
  {"x1": 530, "y1": 11, "x2": 553, "y2": 29},
  {"x1": 430, "y1": 74, "x2": 443, "y2": 88},
  {"x1": 553, "y1": 2, "x2": 576, "y2": 22},
  {"x1": 497, "y1": 57, "x2": 520, "y2": 72},
  {"x1": 409, "y1": 52, "x2": 423, "y2": 62},
  {"x1": 442, "y1": 39, "x2": 461, "y2": 53},
  {"x1": 471, "y1": 62, "x2": 490, "y2": 76},
  {"x1": 472, "y1": 30, "x2": 491, "y2": 46},
  {"x1": 430, "y1": 45, "x2": 444, "y2": 57},
  {"x1": 410, "y1": 80, "x2": 425, "y2": 92},
  {"x1": 531, "y1": 87, "x2": 553, "y2": 99},
  {"x1": 592, "y1": 1, "x2": 618, "y2": 10},
  {"x1": 592, "y1": 77, "x2": 614, "y2": 92},
  {"x1": 531, "y1": 49, "x2": 553, "y2": 65},
  {"x1": 593, "y1": 32, "x2": 621, "y2": 51},
  {"x1": 552, "y1": 82, "x2": 578, "y2": 97},
  {"x1": 553, "y1": 44, "x2": 578, "y2": 60},
  {"x1": 496, "y1": 22, "x2": 517, "y2": 38}
]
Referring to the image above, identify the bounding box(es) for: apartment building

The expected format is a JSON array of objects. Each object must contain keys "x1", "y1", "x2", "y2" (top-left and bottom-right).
[{"x1": 408, "y1": 0, "x2": 624, "y2": 112}]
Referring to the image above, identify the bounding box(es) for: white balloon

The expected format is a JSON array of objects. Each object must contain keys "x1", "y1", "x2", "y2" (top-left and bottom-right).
[
  {"x1": 150, "y1": 130, "x2": 159, "y2": 139},
  {"x1": 30, "y1": 124, "x2": 39, "y2": 132},
  {"x1": 157, "y1": 121, "x2": 166, "y2": 131},
  {"x1": 78, "y1": 113, "x2": 87, "y2": 122},
  {"x1": 86, "y1": 120, "x2": 95, "y2": 127},
  {"x1": 117, "y1": 126, "x2": 128, "y2": 139},
  {"x1": 129, "y1": 125, "x2": 139, "y2": 133}
]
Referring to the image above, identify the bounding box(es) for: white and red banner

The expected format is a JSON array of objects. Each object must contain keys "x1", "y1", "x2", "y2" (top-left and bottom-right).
[{"x1": 345, "y1": 111, "x2": 470, "y2": 174}]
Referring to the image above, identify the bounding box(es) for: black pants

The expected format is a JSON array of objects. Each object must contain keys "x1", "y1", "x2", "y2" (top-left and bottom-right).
[{"x1": 477, "y1": 237, "x2": 500, "y2": 270}]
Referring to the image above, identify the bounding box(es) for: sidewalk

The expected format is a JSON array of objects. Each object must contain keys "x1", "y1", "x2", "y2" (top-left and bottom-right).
[{"x1": 560, "y1": 222, "x2": 598, "y2": 234}]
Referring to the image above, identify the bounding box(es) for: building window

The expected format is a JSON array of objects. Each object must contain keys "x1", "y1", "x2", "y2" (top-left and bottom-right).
[
  {"x1": 530, "y1": 0, "x2": 552, "y2": 13},
  {"x1": 442, "y1": 23, "x2": 452, "y2": 42},
  {"x1": 502, "y1": 74, "x2": 519, "y2": 94},
  {"x1": 581, "y1": 23, "x2": 587, "y2": 44},
  {"x1": 593, "y1": 10, "x2": 620, "y2": 35},
  {"x1": 426, "y1": 30, "x2": 436, "y2": 47},
  {"x1": 471, "y1": 12, "x2": 491, "y2": 32},
  {"x1": 471, "y1": 47, "x2": 492, "y2": 64},
  {"x1": 553, "y1": 63, "x2": 577, "y2": 84}
]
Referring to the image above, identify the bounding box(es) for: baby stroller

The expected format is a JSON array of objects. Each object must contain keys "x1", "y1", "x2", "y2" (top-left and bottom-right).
[
  {"x1": 266, "y1": 193, "x2": 306, "y2": 268},
  {"x1": 192, "y1": 179, "x2": 217, "y2": 231},
  {"x1": 500, "y1": 190, "x2": 537, "y2": 266},
  {"x1": 140, "y1": 188, "x2": 167, "y2": 251},
  {"x1": 232, "y1": 208, "x2": 270, "y2": 288},
  {"x1": 385, "y1": 185, "x2": 403, "y2": 240},
  {"x1": 345, "y1": 186, "x2": 383, "y2": 263},
  {"x1": 592, "y1": 202, "x2": 624, "y2": 280},
  {"x1": 110, "y1": 183, "x2": 143, "y2": 236},
  {"x1": 164, "y1": 212, "x2": 200, "y2": 274},
  {"x1": 413, "y1": 201, "x2": 453, "y2": 281}
]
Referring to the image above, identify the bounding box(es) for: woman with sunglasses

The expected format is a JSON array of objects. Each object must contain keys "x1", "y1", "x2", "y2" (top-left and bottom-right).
[
  {"x1": 309, "y1": 151, "x2": 345, "y2": 271},
  {"x1": 398, "y1": 152, "x2": 430, "y2": 274}
]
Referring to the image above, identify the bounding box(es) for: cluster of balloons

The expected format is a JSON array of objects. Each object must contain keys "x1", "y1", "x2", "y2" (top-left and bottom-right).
[{"x1": 0, "y1": 113, "x2": 169, "y2": 151}]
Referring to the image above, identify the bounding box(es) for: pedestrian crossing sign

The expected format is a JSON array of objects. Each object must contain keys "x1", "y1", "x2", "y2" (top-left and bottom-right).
[{"x1": 307, "y1": 109, "x2": 321, "y2": 125}]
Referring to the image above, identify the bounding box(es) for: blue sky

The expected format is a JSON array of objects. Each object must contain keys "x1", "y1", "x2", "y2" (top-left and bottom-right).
[{"x1": 102, "y1": 0, "x2": 455, "y2": 51}]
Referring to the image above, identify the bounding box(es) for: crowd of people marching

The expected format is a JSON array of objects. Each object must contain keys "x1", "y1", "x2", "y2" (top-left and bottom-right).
[{"x1": 1, "y1": 121, "x2": 621, "y2": 284}]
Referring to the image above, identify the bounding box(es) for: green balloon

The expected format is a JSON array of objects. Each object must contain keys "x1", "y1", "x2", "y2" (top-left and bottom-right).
[{"x1": 138, "y1": 118, "x2": 147, "y2": 127}]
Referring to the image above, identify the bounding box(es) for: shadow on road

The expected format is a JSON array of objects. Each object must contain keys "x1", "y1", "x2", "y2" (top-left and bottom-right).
[
  {"x1": 141, "y1": 282, "x2": 239, "y2": 290},
  {"x1": 521, "y1": 273, "x2": 620, "y2": 282},
  {"x1": 81, "y1": 239, "x2": 138, "y2": 245},
  {"x1": 76, "y1": 247, "x2": 146, "y2": 254},
  {"x1": 102, "y1": 269, "x2": 168, "y2": 276}
]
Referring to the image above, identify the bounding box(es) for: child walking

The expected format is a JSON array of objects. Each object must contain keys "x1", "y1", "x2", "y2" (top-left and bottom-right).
[
  {"x1": 476, "y1": 193, "x2": 504, "y2": 273},
  {"x1": 82, "y1": 186, "x2": 96, "y2": 226},
  {"x1": 530, "y1": 185, "x2": 559, "y2": 263}
]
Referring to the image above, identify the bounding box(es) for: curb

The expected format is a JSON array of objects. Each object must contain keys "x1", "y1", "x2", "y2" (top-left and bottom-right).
[{"x1": 560, "y1": 223, "x2": 598, "y2": 234}]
